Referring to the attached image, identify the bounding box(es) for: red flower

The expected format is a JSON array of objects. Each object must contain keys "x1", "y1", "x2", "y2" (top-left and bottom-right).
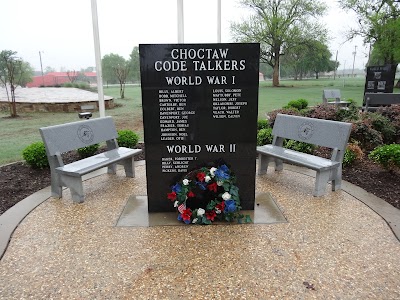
[
  {"x1": 216, "y1": 201, "x2": 225, "y2": 211},
  {"x1": 167, "y1": 191, "x2": 177, "y2": 201},
  {"x1": 187, "y1": 191, "x2": 195, "y2": 198},
  {"x1": 206, "y1": 210, "x2": 216, "y2": 221},
  {"x1": 207, "y1": 182, "x2": 218, "y2": 193},
  {"x1": 182, "y1": 208, "x2": 192, "y2": 222},
  {"x1": 196, "y1": 172, "x2": 206, "y2": 182}
]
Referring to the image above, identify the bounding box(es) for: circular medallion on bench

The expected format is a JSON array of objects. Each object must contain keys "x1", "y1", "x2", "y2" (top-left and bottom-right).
[
  {"x1": 77, "y1": 125, "x2": 94, "y2": 144},
  {"x1": 298, "y1": 122, "x2": 314, "y2": 140}
]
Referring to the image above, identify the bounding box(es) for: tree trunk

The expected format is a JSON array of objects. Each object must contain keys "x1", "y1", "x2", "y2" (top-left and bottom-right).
[
  {"x1": 272, "y1": 61, "x2": 279, "y2": 87},
  {"x1": 119, "y1": 81, "x2": 124, "y2": 99},
  {"x1": 10, "y1": 84, "x2": 17, "y2": 118}
]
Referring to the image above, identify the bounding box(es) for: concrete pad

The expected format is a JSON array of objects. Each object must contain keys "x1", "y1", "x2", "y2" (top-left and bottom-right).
[{"x1": 116, "y1": 192, "x2": 287, "y2": 227}]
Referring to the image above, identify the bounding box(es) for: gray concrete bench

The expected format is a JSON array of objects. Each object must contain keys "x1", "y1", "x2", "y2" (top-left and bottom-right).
[
  {"x1": 363, "y1": 93, "x2": 400, "y2": 112},
  {"x1": 257, "y1": 114, "x2": 352, "y2": 196},
  {"x1": 322, "y1": 89, "x2": 350, "y2": 107},
  {"x1": 40, "y1": 116, "x2": 142, "y2": 203}
]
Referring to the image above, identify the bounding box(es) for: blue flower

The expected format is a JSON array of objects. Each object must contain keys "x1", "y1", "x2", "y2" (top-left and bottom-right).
[
  {"x1": 177, "y1": 214, "x2": 183, "y2": 221},
  {"x1": 183, "y1": 219, "x2": 191, "y2": 224},
  {"x1": 220, "y1": 164, "x2": 229, "y2": 173},
  {"x1": 215, "y1": 168, "x2": 229, "y2": 181},
  {"x1": 224, "y1": 200, "x2": 236, "y2": 213},
  {"x1": 172, "y1": 183, "x2": 182, "y2": 193},
  {"x1": 195, "y1": 181, "x2": 207, "y2": 190}
]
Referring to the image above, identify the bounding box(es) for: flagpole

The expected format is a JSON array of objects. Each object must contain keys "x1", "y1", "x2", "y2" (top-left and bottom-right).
[
  {"x1": 91, "y1": 0, "x2": 105, "y2": 117},
  {"x1": 177, "y1": 0, "x2": 184, "y2": 43},
  {"x1": 217, "y1": 0, "x2": 221, "y2": 43}
]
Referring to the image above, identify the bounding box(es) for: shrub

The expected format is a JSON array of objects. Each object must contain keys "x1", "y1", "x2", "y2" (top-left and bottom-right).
[
  {"x1": 336, "y1": 101, "x2": 360, "y2": 122},
  {"x1": 63, "y1": 82, "x2": 73, "y2": 88},
  {"x1": 78, "y1": 83, "x2": 90, "y2": 90},
  {"x1": 350, "y1": 120, "x2": 384, "y2": 152},
  {"x1": 305, "y1": 104, "x2": 339, "y2": 121},
  {"x1": 366, "y1": 112, "x2": 396, "y2": 144},
  {"x1": 117, "y1": 130, "x2": 139, "y2": 148},
  {"x1": 77, "y1": 144, "x2": 99, "y2": 158},
  {"x1": 284, "y1": 98, "x2": 308, "y2": 110},
  {"x1": 377, "y1": 105, "x2": 400, "y2": 143},
  {"x1": 267, "y1": 108, "x2": 300, "y2": 127},
  {"x1": 257, "y1": 119, "x2": 269, "y2": 130},
  {"x1": 22, "y1": 142, "x2": 49, "y2": 169},
  {"x1": 369, "y1": 144, "x2": 400, "y2": 170},
  {"x1": 257, "y1": 128, "x2": 273, "y2": 146},
  {"x1": 343, "y1": 143, "x2": 364, "y2": 167},
  {"x1": 284, "y1": 140, "x2": 315, "y2": 154}
]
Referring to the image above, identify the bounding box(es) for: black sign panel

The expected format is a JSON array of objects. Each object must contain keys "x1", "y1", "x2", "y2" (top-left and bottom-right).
[
  {"x1": 140, "y1": 43, "x2": 260, "y2": 212},
  {"x1": 364, "y1": 64, "x2": 397, "y2": 98}
]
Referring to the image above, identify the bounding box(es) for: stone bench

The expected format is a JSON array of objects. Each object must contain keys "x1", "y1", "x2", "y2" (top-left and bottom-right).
[
  {"x1": 257, "y1": 114, "x2": 352, "y2": 196},
  {"x1": 40, "y1": 116, "x2": 142, "y2": 203},
  {"x1": 363, "y1": 92, "x2": 400, "y2": 112},
  {"x1": 322, "y1": 89, "x2": 351, "y2": 107}
]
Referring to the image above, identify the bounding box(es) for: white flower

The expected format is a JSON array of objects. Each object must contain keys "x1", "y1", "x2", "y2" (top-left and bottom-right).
[
  {"x1": 182, "y1": 179, "x2": 190, "y2": 186},
  {"x1": 217, "y1": 181, "x2": 223, "y2": 186},
  {"x1": 174, "y1": 201, "x2": 178, "y2": 207},
  {"x1": 197, "y1": 208, "x2": 205, "y2": 216},
  {"x1": 222, "y1": 192, "x2": 231, "y2": 200},
  {"x1": 210, "y1": 167, "x2": 217, "y2": 177},
  {"x1": 205, "y1": 176, "x2": 211, "y2": 183},
  {"x1": 192, "y1": 218, "x2": 198, "y2": 223},
  {"x1": 215, "y1": 208, "x2": 221, "y2": 214}
]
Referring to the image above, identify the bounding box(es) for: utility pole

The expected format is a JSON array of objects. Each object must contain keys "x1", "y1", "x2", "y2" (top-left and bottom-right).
[
  {"x1": 351, "y1": 45, "x2": 357, "y2": 77},
  {"x1": 39, "y1": 51, "x2": 44, "y2": 86},
  {"x1": 334, "y1": 49, "x2": 338, "y2": 80}
]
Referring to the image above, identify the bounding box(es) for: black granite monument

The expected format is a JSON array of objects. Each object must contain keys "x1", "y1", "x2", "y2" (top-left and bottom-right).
[
  {"x1": 363, "y1": 64, "x2": 397, "y2": 105},
  {"x1": 140, "y1": 43, "x2": 260, "y2": 212}
]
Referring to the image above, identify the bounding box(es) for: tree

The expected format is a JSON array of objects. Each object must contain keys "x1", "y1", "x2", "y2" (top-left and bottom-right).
[
  {"x1": 0, "y1": 50, "x2": 33, "y2": 117},
  {"x1": 67, "y1": 70, "x2": 79, "y2": 83},
  {"x1": 231, "y1": 0, "x2": 327, "y2": 86},
  {"x1": 129, "y1": 46, "x2": 140, "y2": 83},
  {"x1": 44, "y1": 66, "x2": 55, "y2": 74},
  {"x1": 102, "y1": 53, "x2": 130, "y2": 98},
  {"x1": 338, "y1": 0, "x2": 400, "y2": 85}
]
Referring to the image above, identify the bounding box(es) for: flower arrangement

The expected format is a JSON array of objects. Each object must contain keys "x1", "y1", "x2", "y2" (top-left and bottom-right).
[{"x1": 167, "y1": 163, "x2": 251, "y2": 225}]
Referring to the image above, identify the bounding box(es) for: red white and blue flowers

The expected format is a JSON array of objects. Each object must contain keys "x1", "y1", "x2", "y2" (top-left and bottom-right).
[{"x1": 167, "y1": 163, "x2": 251, "y2": 225}]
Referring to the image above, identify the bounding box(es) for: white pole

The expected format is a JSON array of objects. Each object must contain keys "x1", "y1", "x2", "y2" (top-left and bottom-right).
[
  {"x1": 177, "y1": 0, "x2": 184, "y2": 43},
  {"x1": 217, "y1": 0, "x2": 221, "y2": 43},
  {"x1": 91, "y1": 0, "x2": 105, "y2": 117}
]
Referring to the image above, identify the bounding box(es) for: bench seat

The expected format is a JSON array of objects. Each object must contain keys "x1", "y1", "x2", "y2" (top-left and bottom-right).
[
  {"x1": 56, "y1": 147, "x2": 142, "y2": 177},
  {"x1": 257, "y1": 145, "x2": 340, "y2": 172}
]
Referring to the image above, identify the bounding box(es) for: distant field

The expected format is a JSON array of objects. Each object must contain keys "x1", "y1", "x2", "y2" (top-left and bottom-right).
[{"x1": 0, "y1": 77, "x2": 397, "y2": 165}]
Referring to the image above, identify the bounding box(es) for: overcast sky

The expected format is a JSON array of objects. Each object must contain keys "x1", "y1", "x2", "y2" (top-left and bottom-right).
[{"x1": 1, "y1": 0, "x2": 367, "y2": 72}]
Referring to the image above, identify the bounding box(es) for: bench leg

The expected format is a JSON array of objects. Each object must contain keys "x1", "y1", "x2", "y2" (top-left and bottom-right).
[
  {"x1": 107, "y1": 163, "x2": 117, "y2": 175},
  {"x1": 60, "y1": 175, "x2": 85, "y2": 203},
  {"x1": 331, "y1": 168, "x2": 342, "y2": 191},
  {"x1": 51, "y1": 172, "x2": 62, "y2": 198},
  {"x1": 313, "y1": 170, "x2": 330, "y2": 197},
  {"x1": 258, "y1": 154, "x2": 269, "y2": 175},
  {"x1": 122, "y1": 157, "x2": 135, "y2": 178},
  {"x1": 275, "y1": 159, "x2": 283, "y2": 171}
]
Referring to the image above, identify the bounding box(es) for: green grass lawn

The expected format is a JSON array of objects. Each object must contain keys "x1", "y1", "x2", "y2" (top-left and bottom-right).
[{"x1": 0, "y1": 77, "x2": 395, "y2": 165}]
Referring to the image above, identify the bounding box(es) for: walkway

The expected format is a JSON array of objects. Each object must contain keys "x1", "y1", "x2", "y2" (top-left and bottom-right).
[{"x1": 0, "y1": 163, "x2": 399, "y2": 299}]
